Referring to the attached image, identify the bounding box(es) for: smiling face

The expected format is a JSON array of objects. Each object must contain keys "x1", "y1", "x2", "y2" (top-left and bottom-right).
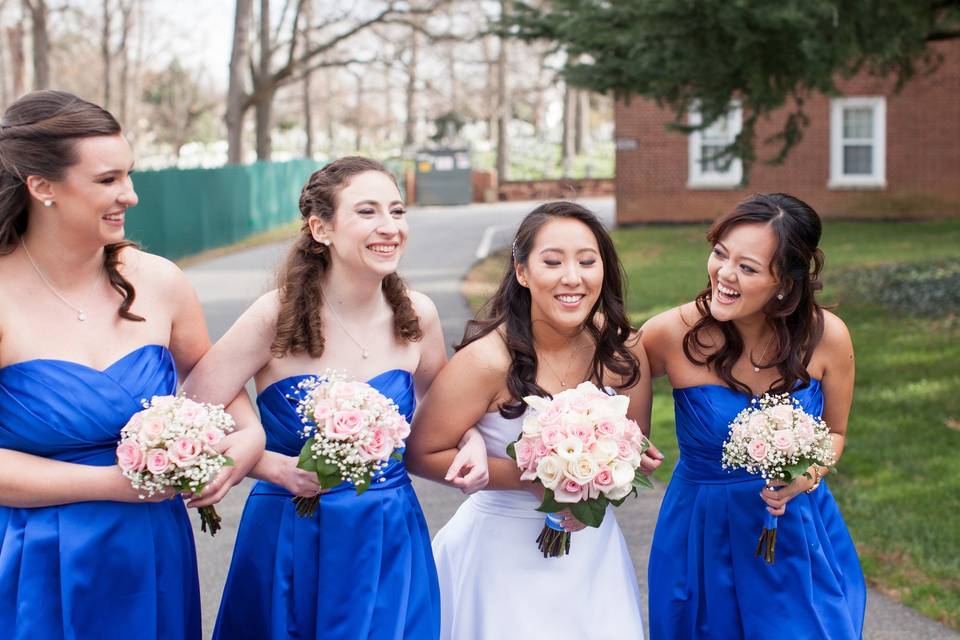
[
  {"x1": 707, "y1": 221, "x2": 781, "y2": 322},
  {"x1": 43, "y1": 134, "x2": 138, "y2": 247},
  {"x1": 312, "y1": 170, "x2": 407, "y2": 278},
  {"x1": 516, "y1": 217, "x2": 604, "y2": 333}
]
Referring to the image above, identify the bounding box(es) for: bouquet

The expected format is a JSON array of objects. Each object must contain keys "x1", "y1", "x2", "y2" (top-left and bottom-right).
[
  {"x1": 116, "y1": 395, "x2": 235, "y2": 536},
  {"x1": 507, "y1": 381, "x2": 652, "y2": 558},
  {"x1": 721, "y1": 393, "x2": 836, "y2": 563},
  {"x1": 292, "y1": 370, "x2": 410, "y2": 517}
]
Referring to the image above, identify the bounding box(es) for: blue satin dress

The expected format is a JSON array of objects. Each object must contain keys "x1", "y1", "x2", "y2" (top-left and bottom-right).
[
  {"x1": 0, "y1": 345, "x2": 201, "y2": 640},
  {"x1": 213, "y1": 369, "x2": 440, "y2": 640},
  {"x1": 648, "y1": 380, "x2": 866, "y2": 640}
]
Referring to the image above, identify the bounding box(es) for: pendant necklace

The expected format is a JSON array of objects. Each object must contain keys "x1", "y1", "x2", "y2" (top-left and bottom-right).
[
  {"x1": 751, "y1": 334, "x2": 775, "y2": 373},
  {"x1": 21, "y1": 239, "x2": 102, "y2": 322},
  {"x1": 325, "y1": 300, "x2": 370, "y2": 359},
  {"x1": 539, "y1": 334, "x2": 591, "y2": 387}
]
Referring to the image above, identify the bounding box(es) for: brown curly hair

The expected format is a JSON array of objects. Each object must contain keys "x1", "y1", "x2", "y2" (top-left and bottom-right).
[
  {"x1": 0, "y1": 90, "x2": 143, "y2": 321},
  {"x1": 682, "y1": 193, "x2": 826, "y2": 395},
  {"x1": 271, "y1": 156, "x2": 422, "y2": 358}
]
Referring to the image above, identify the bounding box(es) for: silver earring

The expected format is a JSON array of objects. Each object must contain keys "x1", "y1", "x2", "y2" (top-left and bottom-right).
[
  {"x1": 322, "y1": 239, "x2": 331, "y2": 246},
  {"x1": 777, "y1": 293, "x2": 784, "y2": 300},
  {"x1": 43, "y1": 199, "x2": 53, "y2": 208}
]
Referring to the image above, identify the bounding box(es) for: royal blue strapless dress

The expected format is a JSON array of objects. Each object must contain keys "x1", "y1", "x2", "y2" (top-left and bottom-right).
[
  {"x1": 648, "y1": 380, "x2": 866, "y2": 640},
  {"x1": 213, "y1": 369, "x2": 440, "y2": 640},
  {"x1": 0, "y1": 345, "x2": 201, "y2": 640}
]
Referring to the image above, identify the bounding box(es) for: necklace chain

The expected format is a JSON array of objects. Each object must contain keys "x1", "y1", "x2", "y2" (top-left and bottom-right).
[
  {"x1": 751, "y1": 334, "x2": 776, "y2": 373},
  {"x1": 21, "y1": 239, "x2": 102, "y2": 322},
  {"x1": 538, "y1": 334, "x2": 592, "y2": 388},
  {"x1": 325, "y1": 300, "x2": 370, "y2": 359}
]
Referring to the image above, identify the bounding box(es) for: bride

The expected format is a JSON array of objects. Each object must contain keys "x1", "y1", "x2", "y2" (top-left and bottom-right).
[{"x1": 407, "y1": 201, "x2": 663, "y2": 639}]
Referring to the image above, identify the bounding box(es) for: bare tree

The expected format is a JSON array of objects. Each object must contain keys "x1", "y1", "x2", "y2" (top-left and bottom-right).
[
  {"x1": 142, "y1": 59, "x2": 216, "y2": 159},
  {"x1": 403, "y1": 24, "x2": 418, "y2": 150},
  {"x1": 0, "y1": 0, "x2": 10, "y2": 106},
  {"x1": 22, "y1": 0, "x2": 49, "y2": 89},
  {"x1": 100, "y1": 0, "x2": 135, "y2": 112},
  {"x1": 6, "y1": 23, "x2": 25, "y2": 98},
  {"x1": 495, "y1": 0, "x2": 509, "y2": 182},
  {"x1": 226, "y1": 0, "x2": 252, "y2": 163},
  {"x1": 574, "y1": 88, "x2": 588, "y2": 155}
]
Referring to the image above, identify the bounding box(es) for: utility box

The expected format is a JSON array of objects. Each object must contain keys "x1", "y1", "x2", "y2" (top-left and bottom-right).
[{"x1": 415, "y1": 148, "x2": 473, "y2": 206}]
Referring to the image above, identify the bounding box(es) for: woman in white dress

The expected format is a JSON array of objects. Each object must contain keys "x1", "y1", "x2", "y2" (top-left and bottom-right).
[{"x1": 407, "y1": 201, "x2": 664, "y2": 640}]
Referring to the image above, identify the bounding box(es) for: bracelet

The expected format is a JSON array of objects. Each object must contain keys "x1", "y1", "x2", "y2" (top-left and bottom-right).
[{"x1": 804, "y1": 466, "x2": 822, "y2": 494}]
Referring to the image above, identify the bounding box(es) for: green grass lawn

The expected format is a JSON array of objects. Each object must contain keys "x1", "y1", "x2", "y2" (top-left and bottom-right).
[{"x1": 467, "y1": 219, "x2": 960, "y2": 628}]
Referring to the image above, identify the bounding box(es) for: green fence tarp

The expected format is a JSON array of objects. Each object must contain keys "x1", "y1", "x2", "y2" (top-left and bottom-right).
[{"x1": 124, "y1": 159, "x2": 322, "y2": 260}]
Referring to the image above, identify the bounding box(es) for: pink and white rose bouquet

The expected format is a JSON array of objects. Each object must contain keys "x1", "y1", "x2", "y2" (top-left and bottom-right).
[
  {"x1": 292, "y1": 370, "x2": 410, "y2": 517},
  {"x1": 721, "y1": 392, "x2": 836, "y2": 563},
  {"x1": 507, "y1": 381, "x2": 652, "y2": 558},
  {"x1": 116, "y1": 395, "x2": 235, "y2": 535}
]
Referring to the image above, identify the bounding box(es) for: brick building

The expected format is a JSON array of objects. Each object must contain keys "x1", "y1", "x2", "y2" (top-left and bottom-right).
[{"x1": 613, "y1": 40, "x2": 960, "y2": 223}]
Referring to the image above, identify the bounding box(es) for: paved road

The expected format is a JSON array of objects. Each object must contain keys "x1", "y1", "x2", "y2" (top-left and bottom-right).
[{"x1": 185, "y1": 197, "x2": 957, "y2": 639}]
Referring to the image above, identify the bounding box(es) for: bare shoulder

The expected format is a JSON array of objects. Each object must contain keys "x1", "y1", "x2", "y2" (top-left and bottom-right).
[
  {"x1": 624, "y1": 328, "x2": 650, "y2": 366},
  {"x1": 641, "y1": 303, "x2": 697, "y2": 348},
  {"x1": 408, "y1": 289, "x2": 440, "y2": 326},
  {"x1": 819, "y1": 309, "x2": 853, "y2": 352},
  {"x1": 243, "y1": 289, "x2": 281, "y2": 331},
  {"x1": 120, "y1": 247, "x2": 188, "y2": 292},
  {"x1": 454, "y1": 327, "x2": 510, "y2": 376}
]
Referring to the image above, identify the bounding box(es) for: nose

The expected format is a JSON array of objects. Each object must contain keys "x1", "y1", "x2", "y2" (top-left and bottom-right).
[
  {"x1": 119, "y1": 176, "x2": 138, "y2": 207},
  {"x1": 560, "y1": 262, "x2": 582, "y2": 286},
  {"x1": 376, "y1": 211, "x2": 399, "y2": 236},
  {"x1": 717, "y1": 261, "x2": 736, "y2": 282}
]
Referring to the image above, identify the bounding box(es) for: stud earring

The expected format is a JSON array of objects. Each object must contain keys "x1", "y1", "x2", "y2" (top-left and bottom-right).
[
  {"x1": 322, "y1": 239, "x2": 331, "y2": 246},
  {"x1": 43, "y1": 199, "x2": 53, "y2": 208},
  {"x1": 777, "y1": 292, "x2": 784, "y2": 300}
]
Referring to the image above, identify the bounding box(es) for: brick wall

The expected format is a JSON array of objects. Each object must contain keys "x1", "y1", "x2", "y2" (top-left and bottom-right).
[{"x1": 614, "y1": 39, "x2": 960, "y2": 223}]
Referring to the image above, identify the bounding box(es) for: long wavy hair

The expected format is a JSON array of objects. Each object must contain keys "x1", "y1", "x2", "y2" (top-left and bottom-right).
[
  {"x1": 271, "y1": 156, "x2": 422, "y2": 357},
  {"x1": 683, "y1": 193, "x2": 826, "y2": 395},
  {"x1": 0, "y1": 90, "x2": 142, "y2": 321},
  {"x1": 459, "y1": 201, "x2": 641, "y2": 419}
]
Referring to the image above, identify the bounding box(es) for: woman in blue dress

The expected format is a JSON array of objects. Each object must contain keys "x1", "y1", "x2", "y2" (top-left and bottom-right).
[
  {"x1": 183, "y1": 156, "x2": 489, "y2": 639},
  {"x1": 0, "y1": 90, "x2": 263, "y2": 639},
  {"x1": 642, "y1": 193, "x2": 865, "y2": 639}
]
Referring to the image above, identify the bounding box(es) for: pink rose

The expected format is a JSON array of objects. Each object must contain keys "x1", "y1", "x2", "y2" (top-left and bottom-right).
[
  {"x1": 540, "y1": 425, "x2": 565, "y2": 448},
  {"x1": 596, "y1": 420, "x2": 619, "y2": 438},
  {"x1": 769, "y1": 404, "x2": 794, "y2": 428},
  {"x1": 592, "y1": 465, "x2": 614, "y2": 490},
  {"x1": 616, "y1": 439, "x2": 634, "y2": 460},
  {"x1": 747, "y1": 438, "x2": 768, "y2": 462},
  {"x1": 772, "y1": 429, "x2": 796, "y2": 454},
  {"x1": 168, "y1": 437, "x2": 203, "y2": 468},
  {"x1": 138, "y1": 416, "x2": 166, "y2": 446},
  {"x1": 388, "y1": 417, "x2": 411, "y2": 442},
  {"x1": 312, "y1": 399, "x2": 335, "y2": 422},
  {"x1": 553, "y1": 478, "x2": 584, "y2": 503},
  {"x1": 325, "y1": 410, "x2": 365, "y2": 440},
  {"x1": 201, "y1": 428, "x2": 225, "y2": 448},
  {"x1": 175, "y1": 400, "x2": 208, "y2": 426},
  {"x1": 116, "y1": 440, "x2": 146, "y2": 472},
  {"x1": 795, "y1": 415, "x2": 816, "y2": 446},
  {"x1": 569, "y1": 423, "x2": 596, "y2": 446},
  {"x1": 569, "y1": 394, "x2": 593, "y2": 414},
  {"x1": 358, "y1": 428, "x2": 394, "y2": 462},
  {"x1": 146, "y1": 448, "x2": 171, "y2": 474},
  {"x1": 515, "y1": 437, "x2": 536, "y2": 469},
  {"x1": 537, "y1": 404, "x2": 565, "y2": 430},
  {"x1": 533, "y1": 441, "x2": 550, "y2": 461}
]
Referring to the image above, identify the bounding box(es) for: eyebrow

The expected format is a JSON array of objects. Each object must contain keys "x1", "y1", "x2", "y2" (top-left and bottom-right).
[
  {"x1": 717, "y1": 241, "x2": 765, "y2": 266},
  {"x1": 353, "y1": 199, "x2": 405, "y2": 207},
  {"x1": 93, "y1": 162, "x2": 135, "y2": 178},
  {"x1": 539, "y1": 247, "x2": 599, "y2": 255}
]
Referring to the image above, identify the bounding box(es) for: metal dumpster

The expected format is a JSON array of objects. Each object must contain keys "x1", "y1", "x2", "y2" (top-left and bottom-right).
[{"x1": 415, "y1": 148, "x2": 473, "y2": 206}]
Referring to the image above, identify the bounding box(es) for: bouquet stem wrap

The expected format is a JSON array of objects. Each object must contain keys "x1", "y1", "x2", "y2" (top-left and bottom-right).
[{"x1": 536, "y1": 513, "x2": 571, "y2": 558}]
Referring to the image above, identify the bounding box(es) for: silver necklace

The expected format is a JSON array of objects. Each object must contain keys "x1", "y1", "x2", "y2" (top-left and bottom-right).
[
  {"x1": 751, "y1": 334, "x2": 775, "y2": 373},
  {"x1": 539, "y1": 335, "x2": 591, "y2": 387},
  {"x1": 21, "y1": 239, "x2": 102, "y2": 322},
  {"x1": 325, "y1": 300, "x2": 370, "y2": 359}
]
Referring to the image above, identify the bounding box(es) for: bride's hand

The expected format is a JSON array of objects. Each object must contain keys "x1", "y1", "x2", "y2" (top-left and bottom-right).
[
  {"x1": 556, "y1": 509, "x2": 587, "y2": 533},
  {"x1": 444, "y1": 428, "x2": 489, "y2": 494},
  {"x1": 639, "y1": 439, "x2": 665, "y2": 476}
]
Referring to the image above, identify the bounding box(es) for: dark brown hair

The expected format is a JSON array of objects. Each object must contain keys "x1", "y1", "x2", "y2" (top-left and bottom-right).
[
  {"x1": 0, "y1": 90, "x2": 142, "y2": 321},
  {"x1": 271, "y1": 156, "x2": 422, "y2": 357},
  {"x1": 683, "y1": 192, "x2": 826, "y2": 395},
  {"x1": 459, "y1": 201, "x2": 641, "y2": 419}
]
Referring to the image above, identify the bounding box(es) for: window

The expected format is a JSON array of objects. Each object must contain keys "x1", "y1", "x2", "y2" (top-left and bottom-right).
[
  {"x1": 688, "y1": 102, "x2": 743, "y2": 188},
  {"x1": 830, "y1": 97, "x2": 886, "y2": 188}
]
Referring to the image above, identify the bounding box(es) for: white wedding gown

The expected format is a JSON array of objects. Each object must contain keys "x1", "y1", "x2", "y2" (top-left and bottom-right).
[{"x1": 432, "y1": 409, "x2": 645, "y2": 640}]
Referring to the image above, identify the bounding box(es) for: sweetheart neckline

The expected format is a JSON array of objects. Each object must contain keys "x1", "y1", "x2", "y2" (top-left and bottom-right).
[
  {"x1": 257, "y1": 368, "x2": 413, "y2": 398},
  {"x1": 0, "y1": 344, "x2": 169, "y2": 375}
]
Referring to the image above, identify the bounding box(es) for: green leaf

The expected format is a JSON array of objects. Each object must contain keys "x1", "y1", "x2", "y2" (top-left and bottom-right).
[
  {"x1": 354, "y1": 471, "x2": 373, "y2": 496},
  {"x1": 221, "y1": 456, "x2": 235, "y2": 467},
  {"x1": 506, "y1": 441, "x2": 517, "y2": 460},
  {"x1": 633, "y1": 472, "x2": 654, "y2": 490},
  {"x1": 297, "y1": 438, "x2": 317, "y2": 472},
  {"x1": 535, "y1": 488, "x2": 566, "y2": 514},
  {"x1": 569, "y1": 498, "x2": 608, "y2": 528},
  {"x1": 781, "y1": 460, "x2": 813, "y2": 482}
]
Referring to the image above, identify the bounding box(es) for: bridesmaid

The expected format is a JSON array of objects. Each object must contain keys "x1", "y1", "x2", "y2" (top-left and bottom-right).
[
  {"x1": 183, "y1": 156, "x2": 488, "y2": 640},
  {"x1": 0, "y1": 90, "x2": 263, "y2": 639},
  {"x1": 406, "y1": 201, "x2": 664, "y2": 640},
  {"x1": 643, "y1": 193, "x2": 865, "y2": 639}
]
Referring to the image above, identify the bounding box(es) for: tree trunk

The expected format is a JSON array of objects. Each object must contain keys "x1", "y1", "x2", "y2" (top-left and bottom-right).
[
  {"x1": 27, "y1": 0, "x2": 50, "y2": 90},
  {"x1": 561, "y1": 82, "x2": 575, "y2": 176},
  {"x1": 495, "y1": 9, "x2": 509, "y2": 183},
  {"x1": 226, "y1": 0, "x2": 252, "y2": 164},
  {"x1": 116, "y1": 0, "x2": 135, "y2": 125},
  {"x1": 403, "y1": 27, "x2": 418, "y2": 151},
  {"x1": 7, "y1": 25, "x2": 25, "y2": 97},
  {"x1": 0, "y1": 20, "x2": 8, "y2": 107},
  {"x1": 101, "y1": 0, "x2": 111, "y2": 108},
  {"x1": 253, "y1": 0, "x2": 273, "y2": 160},
  {"x1": 325, "y1": 70, "x2": 335, "y2": 153},
  {"x1": 575, "y1": 89, "x2": 589, "y2": 155},
  {"x1": 354, "y1": 72, "x2": 364, "y2": 152},
  {"x1": 301, "y1": 0, "x2": 313, "y2": 158},
  {"x1": 482, "y1": 35, "x2": 496, "y2": 140}
]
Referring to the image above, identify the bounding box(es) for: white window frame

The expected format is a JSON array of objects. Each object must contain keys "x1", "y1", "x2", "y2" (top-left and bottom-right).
[
  {"x1": 829, "y1": 96, "x2": 886, "y2": 189},
  {"x1": 687, "y1": 102, "x2": 743, "y2": 189}
]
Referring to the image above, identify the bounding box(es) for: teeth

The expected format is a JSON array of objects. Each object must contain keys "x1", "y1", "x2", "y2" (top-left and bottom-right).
[
  {"x1": 717, "y1": 283, "x2": 740, "y2": 297},
  {"x1": 557, "y1": 295, "x2": 583, "y2": 303},
  {"x1": 368, "y1": 245, "x2": 396, "y2": 254}
]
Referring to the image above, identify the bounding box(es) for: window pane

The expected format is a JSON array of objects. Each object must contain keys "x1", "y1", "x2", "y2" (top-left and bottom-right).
[
  {"x1": 843, "y1": 108, "x2": 873, "y2": 139},
  {"x1": 700, "y1": 144, "x2": 733, "y2": 173},
  {"x1": 843, "y1": 145, "x2": 873, "y2": 175}
]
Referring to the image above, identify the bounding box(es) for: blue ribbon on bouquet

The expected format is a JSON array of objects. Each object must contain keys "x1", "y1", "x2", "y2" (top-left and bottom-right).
[{"x1": 545, "y1": 512, "x2": 565, "y2": 532}]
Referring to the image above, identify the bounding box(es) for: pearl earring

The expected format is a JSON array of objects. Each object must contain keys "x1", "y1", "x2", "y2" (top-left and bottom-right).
[
  {"x1": 777, "y1": 293, "x2": 784, "y2": 300},
  {"x1": 43, "y1": 199, "x2": 53, "y2": 208},
  {"x1": 322, "y1": 239, "x2": 331, "y2": 246}
]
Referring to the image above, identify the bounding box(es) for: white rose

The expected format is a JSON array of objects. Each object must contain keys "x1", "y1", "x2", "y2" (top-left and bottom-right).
[
  {"x1": 521, "y1": 415, "x2": 542, "y2": 435},
  {"x1": 523, "y1": 395, "x2": 553, "y2": 413},
  {"x1": 565, "y1": 453, "x2": 600, "y2": 484},
  {"x1": 591, "y1": 437, "x2": 619, "y2": 465},
  {"x1": 589, "y1": 395, "x2": 630, "y2": 421},
  {"x1": 555, "y1": 436, "x2": 584, "y2": 461},
  {"x1": 536, "y1": 455, "x2": 564, "y2": 490},
  {"x1": 610, "y1": 460, "x2": 635, "y2": 488},
  {"x1": 561, "y1": 412, "x2": 591, "y2": 432},
  {"x1": 604, "y1": 482, "x2": 633, "y2": 501}
]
